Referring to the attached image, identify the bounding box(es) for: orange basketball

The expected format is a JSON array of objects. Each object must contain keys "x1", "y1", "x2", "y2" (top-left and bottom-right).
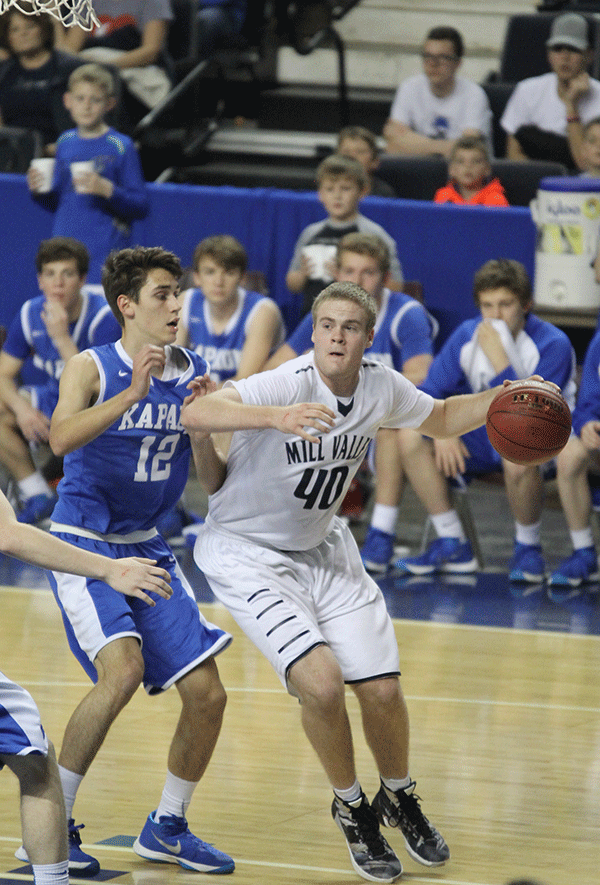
[{"x1": 486, "y1": 380, "x2": 571, "y2": 466}]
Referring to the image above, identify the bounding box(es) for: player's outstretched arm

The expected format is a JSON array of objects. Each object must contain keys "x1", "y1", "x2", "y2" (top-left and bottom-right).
[
  {"x1": 181, "y1": 386, "x2": 336, "y2": 444},
  {"x1": 419, "y1": 375, "x2": 557, "y2": 440},
  {"x1": 0, "y1": 490, "x2": 171, "y2": 606}
]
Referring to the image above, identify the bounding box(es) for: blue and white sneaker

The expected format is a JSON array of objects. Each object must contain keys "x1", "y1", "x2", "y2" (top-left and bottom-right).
[
  {"x1": 15, "y1": 819, "x2": 100, "y2": 877},
  {"x1": 361, "y1": 527, "x2": 395, "y2": 573},
  {"x1": 548, "y1": 546, "x2": 600, "y2": 587},
  {"x1": 133, "y1": 811, "x2": 234, "y2": 874},
  {"x1": 17, "y1": 492, "x2": 56, "y2": 525},
  {"x1": 394, "y1": 537, "x2": 476, "y2": 576},
  {"x1": 509, "y1": 542, "x2": 545, "y2": 583}
]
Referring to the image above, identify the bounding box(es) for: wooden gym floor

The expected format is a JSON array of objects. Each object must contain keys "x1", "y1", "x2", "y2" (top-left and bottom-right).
[{"x1": 1, "y1": 476, "x2": 599, "y2": 885}]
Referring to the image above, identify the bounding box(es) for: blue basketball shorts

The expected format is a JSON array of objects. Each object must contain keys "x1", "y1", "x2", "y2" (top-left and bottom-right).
[
  {"x1": 21, "y1": 383, "x2": 59, "y2": 420},
  {"x1": 46, "y1": 532, "x2": 232, "y2": 694},
  {"x1": 0, "y1": 670, "x2": 48, "y2": 766}
]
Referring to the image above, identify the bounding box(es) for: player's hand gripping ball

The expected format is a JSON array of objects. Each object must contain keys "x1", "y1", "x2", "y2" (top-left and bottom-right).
[{"x1": 486, "y1": 380, "x2": 571, "y2": 466}]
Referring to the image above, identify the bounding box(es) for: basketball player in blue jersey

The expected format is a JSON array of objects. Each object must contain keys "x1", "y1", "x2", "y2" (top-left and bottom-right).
[
  {"x1": 167, "y1": 234, "x2": 284, "y2": 544},
  {"x1": 0, "y1": 237, "x2": 121, "y2": 525},
  {"x1": 265, "y1": 232, "x2": 437, "y2": 573},
  {"x1": 1, "y1": 485, "x2": 171, "y2": 885},
  {"x1": 177, "y1": 235, "x2": 284, "y2": 386},
  {"x1": 180, "y1": 280, "x2": 548, "y2": 883},
  {"x1": 20, "y1": 247, "x2": 235, "y2": 876},
  {"x1": 393, "y1": 259, "x2": 576, "y2": 583}
]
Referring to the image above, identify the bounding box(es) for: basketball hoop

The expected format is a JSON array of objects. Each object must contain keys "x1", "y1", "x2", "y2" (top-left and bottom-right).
[{"x1": 0, "y1": 0, "x2": 99, "y2": 31}]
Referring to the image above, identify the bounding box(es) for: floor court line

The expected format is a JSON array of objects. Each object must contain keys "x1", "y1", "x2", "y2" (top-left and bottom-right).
[{"x1": 17, "y1": 680, "x2": 600, "y2": 714}]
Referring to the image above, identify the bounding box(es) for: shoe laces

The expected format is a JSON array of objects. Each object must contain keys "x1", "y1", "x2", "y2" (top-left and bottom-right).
[
  {"x1": 155, "y1": 814, "x2": 189, "y2": 837},
  {"x1": 340, "y1": 799, "x2": 389, "y2": 857},
  {"x1": 386, "y1": 784, "x2": 437, "y2": 840},
  {"x1": 68, "y1": 821, "x2": 85, "y2": 846}
]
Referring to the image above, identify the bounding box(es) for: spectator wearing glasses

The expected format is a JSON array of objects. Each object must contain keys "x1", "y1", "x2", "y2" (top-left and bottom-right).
[
  {"x1": 384, "y1": 26, "x2": 492, "y2": 158},
  {"x1": 501, "y1": 12, "x2": 600, "y2": 171}
]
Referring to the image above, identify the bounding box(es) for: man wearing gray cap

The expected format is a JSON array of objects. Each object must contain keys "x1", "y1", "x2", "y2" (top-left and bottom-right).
[{"x1": 500, "y1": 12, "x2": 600, "y2": 170}]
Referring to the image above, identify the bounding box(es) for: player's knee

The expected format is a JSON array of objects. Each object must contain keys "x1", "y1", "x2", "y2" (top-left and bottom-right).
[
  {"x1": 297, "y1": 671, "x2": 346, "y2": 715},
  {"x1": 556, "y1": 435, "x2": 587, "y2": 478},
  {"x1": 396, "y1": 427, "x2": 425, "y2": 460},
  {"x1": 96, "y1": 646, "x2": 144, "y2": 701},
  {"x1": 200, "y1": 677, "x2": 227, "y2": 720}
]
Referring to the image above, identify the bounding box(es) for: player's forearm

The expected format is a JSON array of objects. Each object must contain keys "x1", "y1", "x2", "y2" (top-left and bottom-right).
[
  {"x1": 50, "y1": 387, "x2": 140, "y2": 456},
  {"x1": 286, "y1": 270, "x2": 306, "y2": 292},
  {"x1": 181, "y1": 393, "x2": 280, "y2": 434},
  {"x1": 189, "y1": 435, "x2": 227, "y2": 496},
  {"x1": 421, "y1": 388, "x2": 501, "y2": 439},
  {"x1": 51, "y1": 335, "x2": 79, "y2": 363},
  {"x1": 0, "y1": 516, "x2": 114, "y2": 580},
  {"x1": 0, "y1": 374, "x2": 25, "y2": 413}
]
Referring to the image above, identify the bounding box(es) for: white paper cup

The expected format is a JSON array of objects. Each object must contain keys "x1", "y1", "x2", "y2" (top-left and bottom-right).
[
  {"x1": 30, "y1": 158, "x2": 55, "y2": 193},
  {"x1": 302, "y1": 243, "x2": 337, "y2": 281},
  {"x1": 71, "y1": 160, "x2": 95, "y2": 191}
]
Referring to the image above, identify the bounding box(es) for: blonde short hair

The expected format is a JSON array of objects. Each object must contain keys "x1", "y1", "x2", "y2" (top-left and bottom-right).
[
  {"x1": 312, "y1": 281, "x2": 377, "y2": 333},
  {"x1": 68, "y1": 63, "x2": 116, "y2": 98}
]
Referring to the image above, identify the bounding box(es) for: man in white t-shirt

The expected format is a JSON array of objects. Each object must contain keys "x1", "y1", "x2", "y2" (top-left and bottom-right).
[
  {"x1": 180, "y1": 281, "x2": 541, "y2": 883},
  {"x1": 501, "y1": 12, "x2": 600, "y2": 171},
  {"x1": 384, "y1": 26, "x2": 492, "y2": 158}
]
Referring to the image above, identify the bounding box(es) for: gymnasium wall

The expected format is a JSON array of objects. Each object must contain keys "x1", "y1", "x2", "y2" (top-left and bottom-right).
[{"x1": 0, "y1": 172, "x2": 536, "y2": 346}]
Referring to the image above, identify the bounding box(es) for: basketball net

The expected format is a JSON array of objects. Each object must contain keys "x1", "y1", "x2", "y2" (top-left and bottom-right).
[{"x1": 0, "y1": 0, "x2": 99, "y2": 30}]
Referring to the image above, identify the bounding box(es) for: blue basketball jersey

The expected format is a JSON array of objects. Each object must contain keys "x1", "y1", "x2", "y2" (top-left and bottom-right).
[
  {"x1": 181, "y1": 287, "x2": 273, "y2": 384},
  {"x1": 52, "y1": 342, "x2": 208, "y2": 534},
  {"x1": 3, "y1": 291, "x2": 121, "y2": 386}
]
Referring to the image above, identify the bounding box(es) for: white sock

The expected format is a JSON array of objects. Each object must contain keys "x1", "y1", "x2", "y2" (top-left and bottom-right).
[
  {"x1": 155, "y1": 770, "x2": 198, "y2": 821},
  {"x1": 515, "y1": 521, "x2": 541, "y2": 547},
  {"x1": 570, "y1": 527, "x2": 594, "y2": 550},
  {"x1": 430, "y1": 510, "x2": 464, "y2": 540},
  {"x1": 371, "y1": 504, "x2": 398, "y2": 536},
  {"x1": 333, "y1": 780, "x2": 362, "y2": 806},
  {"x1": 18, "y1": 472, "x2": 52, "y2": 501},
  {"x1": 58, "y1": 766, "x2": 84, "y2": 822},
  {"x1": 32, "y1": 860, "x2": 68, "y2": 885},
  {"x1": 381, "y1": 774, "x2": 412, "y2": 793}
]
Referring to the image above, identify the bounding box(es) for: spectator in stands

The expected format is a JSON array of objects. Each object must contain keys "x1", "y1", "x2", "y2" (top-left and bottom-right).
[
  {"x1": 393, "y1": 259, "x2": 576, "y2": 583},
  {"x1": 500, "y1": 12, "x2": 600, "y2": 171},
  {"x1": 337, "y1": 125, "x2": 396, "y2": 198},
  {"x1": 384, "y1": 26, "x2": 492, "y2": 159},
  {"x1": 27, "y1": 63, "x2": 149, "y2": 284},
  {"x1": 55, "y1": 0, "x2": 173, "y2": 112},
  {"x1": 578, "y1": 116, "x2": 600, "y2": 176},
  {"x1": 196, "y1": 1, "x2": 248, "y2": 59},
  {"x1": 286, "y1": 154, "x2": 403, "y2": 316},
  {"x1": 547, "y1": 325, "x2": 600, "y2": 587},
  {"x1": 0, "y1": 4, "x2": 83, "y2": 154},
  {"x1": 0, "y1": 237, "x2": 120, "y2": 525},
  {"x1": 434, "y1": 135, "x2": 509, "y2": 206}
]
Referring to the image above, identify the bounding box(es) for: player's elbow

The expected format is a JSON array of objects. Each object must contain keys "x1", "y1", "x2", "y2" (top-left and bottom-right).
[{"x1": 48, "y1": 426, "x2": 70, "y2": 458}]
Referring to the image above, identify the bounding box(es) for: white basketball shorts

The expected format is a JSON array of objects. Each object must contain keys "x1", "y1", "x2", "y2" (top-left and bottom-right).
[{"x1": 195, "y1": 516, "x2": 400, "y2": 689}]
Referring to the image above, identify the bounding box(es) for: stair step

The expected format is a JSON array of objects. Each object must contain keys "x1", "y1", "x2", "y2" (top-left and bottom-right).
[
  {"x1": 258, "y1": 83, "x2": 395, "y2": 133},
  {"x1": 175, "y1": 159, "x2": 318, "y2": 190}
]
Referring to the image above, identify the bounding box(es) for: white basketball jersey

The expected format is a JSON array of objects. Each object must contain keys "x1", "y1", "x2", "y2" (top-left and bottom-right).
[{"x1": 207, "y1": 353, "x2": 434, "y2": 550}]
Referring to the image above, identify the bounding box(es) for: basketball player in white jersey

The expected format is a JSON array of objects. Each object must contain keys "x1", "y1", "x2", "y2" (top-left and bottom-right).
[
  {"x1": 181, "y1": 281, "x2": 547, "y2": 882},
  {"x1": 0, "y1": 486, "x2": 171, "y2": 885}
]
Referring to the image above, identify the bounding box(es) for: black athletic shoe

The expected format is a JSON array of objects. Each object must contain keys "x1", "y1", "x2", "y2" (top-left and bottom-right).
[
  {"x1": 372, "y1": 780, "x2": 449, "y2": 867},
  {"x1": 331, "y1": 793, "x2": 403, "y2": 882}
]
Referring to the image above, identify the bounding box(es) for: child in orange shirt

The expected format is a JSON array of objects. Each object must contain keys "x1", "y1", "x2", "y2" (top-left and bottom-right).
[{"x1": 434, "y1": 135, "x2": 509, "y2": 206}]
